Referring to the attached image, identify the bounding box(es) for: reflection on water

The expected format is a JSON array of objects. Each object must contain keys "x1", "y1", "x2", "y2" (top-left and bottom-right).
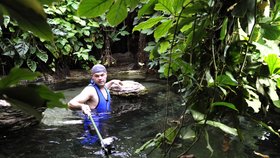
[{"x1": 0, "y1": 81, "x2": 279, "y2": 158}]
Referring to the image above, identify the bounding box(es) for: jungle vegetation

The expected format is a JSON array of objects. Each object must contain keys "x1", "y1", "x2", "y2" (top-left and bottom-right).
[{"x1": 1, "y1": 0, "x2": 280, "y2": 157}]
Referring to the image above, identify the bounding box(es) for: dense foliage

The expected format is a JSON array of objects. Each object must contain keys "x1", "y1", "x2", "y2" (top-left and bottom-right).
[
  {"x1": 130, "y1": 0, "x2": 280, "y2": 156},
  {"x1": 0, "y1": 0, "x2": 129, "y2": 75},
  {"x1": 1, "y1": 0, "x2": 280, "y2": 157},
  {"x1": 77, "y1": 0, "x2": 280, "y2": 157}
]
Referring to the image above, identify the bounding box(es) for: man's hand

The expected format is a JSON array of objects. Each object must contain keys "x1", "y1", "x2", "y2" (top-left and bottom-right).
[{"x1": 81, "y1": 104, "x2": 91, "y2": 116}]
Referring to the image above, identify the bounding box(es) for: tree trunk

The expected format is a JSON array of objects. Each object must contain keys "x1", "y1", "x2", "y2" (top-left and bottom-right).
[
  {"x1": 137, "y1": 33, "x2": 148, "y2": 68},
  {"x1": 101, "y1": 28, "x2": 116, "y2": 67},
  {"x1": 53, "y1": 57, "x2": 70, "y2": 79}
]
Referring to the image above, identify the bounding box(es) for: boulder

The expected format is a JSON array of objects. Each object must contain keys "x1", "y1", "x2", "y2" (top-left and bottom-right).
[
  {"x1": 109, "y1": 80, "x2": 147, "y2": 96},
  {"x1": 0, "y1": 100, "x2": 40, "y2": 134}
]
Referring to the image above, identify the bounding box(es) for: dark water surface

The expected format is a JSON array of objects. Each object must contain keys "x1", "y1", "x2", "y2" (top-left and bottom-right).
[{"x1": 0, "y1": 81, "x2": 279, "y2": 158}]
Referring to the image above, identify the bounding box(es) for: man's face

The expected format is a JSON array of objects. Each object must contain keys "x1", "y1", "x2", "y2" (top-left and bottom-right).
[{"x1": 92, "y1": 72, "x2": 107, "y2": 86}]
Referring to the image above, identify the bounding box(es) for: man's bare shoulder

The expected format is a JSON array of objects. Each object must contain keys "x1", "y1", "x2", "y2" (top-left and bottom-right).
[{"x1": 81, "y1": 85, "x2": 97, "y2": 94}]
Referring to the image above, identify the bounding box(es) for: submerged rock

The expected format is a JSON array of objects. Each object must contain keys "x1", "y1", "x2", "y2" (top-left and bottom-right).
[{"x1": 109, "y1": 80, "x2": 148, "y2": 97}]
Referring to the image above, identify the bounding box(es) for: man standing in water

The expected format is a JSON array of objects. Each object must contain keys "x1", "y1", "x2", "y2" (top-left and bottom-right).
[{"x1": 68, "y1": 64, "x2": 122, "y2": 145}]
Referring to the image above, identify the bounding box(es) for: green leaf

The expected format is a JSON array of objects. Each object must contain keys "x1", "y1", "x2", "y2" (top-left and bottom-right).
[
  {"x1": 88, "y1": 21, "x2": 100, "y2": 27},
  {"x1": 181, "y1": 2, "x2": 206, "y2": 15},
  {"x1": 277, "y1": 78, "x2": 280, "y2": 89},
  {"x1": 137, "y1": 0, "x2": 156, "y2": 18},
  {"x1": 107, "y1": 0, "x2": 128, "y2": 26},
  {"x1": 133, "y1": 17, "x2": 164, "y2": 32},
  {"x1": 14, "y1": 41, "x2": 29, "y2": 58},
  {"x1": 45, "y1": 43, "x2": 59, "y2": 58},
  {"x1": 36, "y1": 50, "x2": 48, "y2": 63},
  {"x1": 206, "y1": 70, "x2": 214, "y2": 87},
  {"x1": 202, "y1": 120, "x2": 238, "y2": 136},
  {"x1": 158, "y1": 41, "x2": 170, "y2": 53},
  {"x1": 154, "y1": 19, "x2": 173, "y2": 41},
  {"x1": 154, "y1": 0, "x2": 174, "y2": 14},
  {"x1": 272, "y1": 0, "x2": 280, "y2": 21},
  {"x1": 173, "y1": 0, "x2": 184, "y2": 15},
  {"x1": 216, "y1": 72, "x2": 238, "y2": 86},
  {"x1": 26, "y1": 59, "x2": 37, "y2": 72},
  {"x1": 267, "y1": 81, "x2": 280, "y2": 108},
  {"x1": 125, "y1": 0, "x2": 139, "y2": 10},
  {"x1": 36, "y1": 85, "x2": 66, "y2": 108},
  {"x1": 179, "y1": 17, "x2": 195, "y2": 32},
  {"x1": 1, "y1": 0, "x2": 53, "y2": 40},
  {"x1": 0, "y1": 67, "x2": 41, "y2": 89},
  {"x1": 179, "y1": 126, "x2": 195, "y2": 140},
  {"x1": 185, "y1": 21, "x2": 208, "y2": 46},
  {"x1": 63, "y1": 44, "x2": 72, "y2": 55},
  {"x1": 257, "y1": 120, "x2": 280, "y2": 137},
  {"x1": 260, "y1": 23, "x2": 280, "y2": 40},
  {"x1": 211, "y1": 102, "x2": 239, "y2": 112},
  {"x1": 191, "y1": 110, "x2": 238, "y2": 136},
  {"x1": 136, "y1": 133, "x2": 164, "y2": 154},
  {"x1": 264, "y1": 53, "x2": 280, "y2": 75},
  {"x1": 164, "y1": 127, "x2": 178, "y2": 143},
  {"x1": 77, "y1": 0, "x2": 114, "y2": 18},
  {"x1": 72, "y1": 16, "x2": 86, "y2": 26},
  {"x1": 205, "y1": 130, "x2": 213, "y2": 156},
  {"x1": 163, "y1": 63, "x2": 172, "y2": 77},
  {"x1": 219, "y1": 17, "x2": 228, "y2": 40}
]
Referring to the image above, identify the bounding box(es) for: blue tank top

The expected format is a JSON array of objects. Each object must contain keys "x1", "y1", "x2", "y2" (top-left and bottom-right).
[{"x1": 89, "y1": 80, "x2": 111, "y2": 113}]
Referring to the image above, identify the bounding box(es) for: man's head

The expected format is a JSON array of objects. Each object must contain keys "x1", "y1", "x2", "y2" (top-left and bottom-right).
[
  {"x1": 91, "y1": 64, "x2": 107, "y2": 86},
  {"x1": 91, "y1": 64, "x2": 107, "y2": 74}
]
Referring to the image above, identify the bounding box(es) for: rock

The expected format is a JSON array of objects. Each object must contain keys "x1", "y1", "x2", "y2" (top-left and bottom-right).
[
  {"x1": 0, "y1": 101, "x2": 41, "y2": 134},
  {"x1": 109, "y1": 80, "x2": 148, "y2": 96}
]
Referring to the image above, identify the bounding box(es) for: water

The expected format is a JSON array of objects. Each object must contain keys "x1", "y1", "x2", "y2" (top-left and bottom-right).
[
  {"x1": 0, "y1": 81, "x2": 179, "y2": 158},
  {"x1": 0, "y1": 81, "x2": 279, "y2": 158}
]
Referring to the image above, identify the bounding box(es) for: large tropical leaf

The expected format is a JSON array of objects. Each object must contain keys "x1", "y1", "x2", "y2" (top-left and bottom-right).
[
  {"x1": 0, "y1": 68, "x2": 66, "y2": 120},
  {"x1": 77, "y1": 0, "x2": 114, "y2": 18},
  {"x1": 0, "y1": 0, "x2": 53, "y2": 40},
  {"x1": 0, "y1": 68, "x2": 41, "y2": 89},
  {"x1": 172, "y1": 0, "x2": 184, "y2": 15},
  {"x1": 107, "y1": 0, "x2": 128, "y2": 26},
  {"x1": 1, "y1": 85, "x2": 66, "y2": 120},
  {"x1": 35, "y1": 85, "x2": 66, "y2": 108}
]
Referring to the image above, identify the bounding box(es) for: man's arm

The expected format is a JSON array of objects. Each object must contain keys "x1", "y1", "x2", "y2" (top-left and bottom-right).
[{"x1": 68, "y1": 87, "x2": 92, "y2": 115}]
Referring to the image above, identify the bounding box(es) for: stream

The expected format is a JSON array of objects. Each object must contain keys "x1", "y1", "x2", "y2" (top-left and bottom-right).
[{"x1": 0, "y1": 80, "x2": 279, "y2": 158}]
